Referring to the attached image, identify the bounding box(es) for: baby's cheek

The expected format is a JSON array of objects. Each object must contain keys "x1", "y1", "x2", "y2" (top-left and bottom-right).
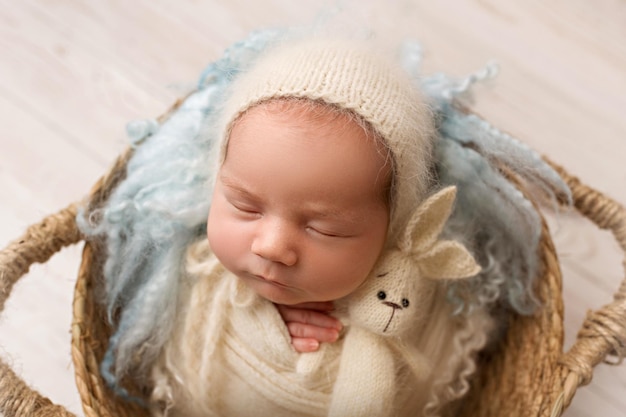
[
  {"x1": 314, "y1": 258, "x2": 371, "y2": 300},
  {"x1": 207, "y1": 209, "x2": 236, "y2": 261},
  {"x1": 206, "y1": 210, "x2": 219, "y2": 247},
  {"x1": 209, "y1": 218, "x2": 255, "y2": 278}
]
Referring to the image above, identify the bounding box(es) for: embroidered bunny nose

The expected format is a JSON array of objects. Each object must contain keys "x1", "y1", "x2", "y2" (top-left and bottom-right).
[{"x1": 383, "y1": 301, "x2": 401, "y2": 310}]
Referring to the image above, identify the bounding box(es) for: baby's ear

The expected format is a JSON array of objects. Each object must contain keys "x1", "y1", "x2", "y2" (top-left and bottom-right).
[
  {"x1": 399, "y1": 186, "x2": 457, "y2": 254},
  {"x1": 418, "y1": 240, "x2": 481, "y2": 280}
]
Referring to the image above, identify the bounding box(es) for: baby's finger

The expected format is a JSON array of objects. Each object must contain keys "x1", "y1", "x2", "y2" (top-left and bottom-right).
[
  {"x1": 288, "y1": 301, "x2": 335, "y2": 312},
  {"x1": 276, "y1": 305, "x2": 342, "y2": 330},
  {"x1": 291, "y1": 337, "x2": 320, "y2": 353},
  {"x1": 286, "y1": 322, "x2": 340, "y2": 343}
]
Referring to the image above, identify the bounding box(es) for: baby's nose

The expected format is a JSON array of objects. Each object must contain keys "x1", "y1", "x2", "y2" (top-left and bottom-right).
[{"x1": 251, "y1": 220, "x2": 297, "y2": 266}]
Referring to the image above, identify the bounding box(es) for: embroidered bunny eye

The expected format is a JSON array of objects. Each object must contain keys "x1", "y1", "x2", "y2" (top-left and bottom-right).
[
  {"x1": 402, "y1": 298, "x2": 410, "y2": 308},
  {"x1": 377, "y1": 291, "x2": 387, "y2": 300}
]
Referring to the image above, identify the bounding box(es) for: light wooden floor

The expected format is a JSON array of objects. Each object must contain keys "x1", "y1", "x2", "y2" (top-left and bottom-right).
[{"x1": 1, "y1": 1, "x2": 625, "y2": 416}]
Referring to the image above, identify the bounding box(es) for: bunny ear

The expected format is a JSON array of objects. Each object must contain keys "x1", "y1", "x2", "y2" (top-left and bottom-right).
[
  {"x1": 417, "y1": 240, "x2": 481, "y2": 280},
  {"x1": 399, "y1": 186, "x2": 458, "y2": 254}
]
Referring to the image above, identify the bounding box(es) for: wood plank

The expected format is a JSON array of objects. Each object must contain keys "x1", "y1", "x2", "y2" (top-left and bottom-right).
[{"x1": 1, "y1": 1, "x2": 624, "y2": 416}]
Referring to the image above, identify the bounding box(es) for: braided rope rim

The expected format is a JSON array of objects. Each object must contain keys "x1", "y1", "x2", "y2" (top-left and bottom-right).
[
  {"x1": 0, "y1": 204, "x2": 81, "y2": 416},
  {"x1": 547, "y1": 159, "x2": 626, "y2": 416}
]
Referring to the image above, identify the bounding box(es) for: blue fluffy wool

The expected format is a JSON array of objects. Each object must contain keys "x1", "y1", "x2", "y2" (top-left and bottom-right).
[
  {"x1": 78, "y1": 30, "x2": 571, "y2": 395},
  {"x1": 77, "y1": 30, "x2": 284, "y2": 394},
  {"x1": 417, "y1": 62, "x2": 571, "y2": 313}
]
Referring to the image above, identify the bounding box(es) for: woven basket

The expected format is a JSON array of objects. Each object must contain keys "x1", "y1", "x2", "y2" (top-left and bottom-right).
[{"x1": 1, "y1": 102, "x2": 625, "y2": 417}]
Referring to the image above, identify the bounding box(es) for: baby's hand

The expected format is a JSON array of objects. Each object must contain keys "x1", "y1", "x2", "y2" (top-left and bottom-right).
[{"x1": 275, "y1": 302, "x2": 343, "y2": 353}]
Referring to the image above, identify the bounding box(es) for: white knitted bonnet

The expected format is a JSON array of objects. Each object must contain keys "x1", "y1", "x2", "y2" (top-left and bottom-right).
[{"x1": 216, "y1": 37, "x2": 435, "y2": 243}]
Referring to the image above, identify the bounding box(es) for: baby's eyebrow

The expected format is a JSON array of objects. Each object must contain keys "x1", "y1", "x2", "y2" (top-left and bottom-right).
[
  {"x1": 302, "y1": 203, "x2": 366, "y2": 227},
  {"x1": 219, "y1": 173, "x2": 362, "y2": 225},
  {"x1": 305, "y1": 206, "x2": 350, "y2": 221},
  {"x1": 219, "y1": 175, "x2": 260, "y2": 199}
]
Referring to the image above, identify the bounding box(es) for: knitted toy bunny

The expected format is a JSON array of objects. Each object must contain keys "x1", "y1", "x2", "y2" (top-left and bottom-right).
[{"x1": 328, "y1": 186, "x2": 481, "y2": 417}]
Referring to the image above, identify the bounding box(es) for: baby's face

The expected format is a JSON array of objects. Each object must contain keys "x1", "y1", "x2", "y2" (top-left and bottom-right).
[{"x1": 207, "y1": 102, "x2": 390, "y2": 305}]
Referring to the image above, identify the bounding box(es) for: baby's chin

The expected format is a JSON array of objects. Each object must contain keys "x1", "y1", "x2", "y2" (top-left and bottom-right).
[
  {"x1": 236, "y1": 272, "x2": 358, "y2": 306},
  {"x1": 238, "y1": 274, "x2": 309, "y2": 305}
]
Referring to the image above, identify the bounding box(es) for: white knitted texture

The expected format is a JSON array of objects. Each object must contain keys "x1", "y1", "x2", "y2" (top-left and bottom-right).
[
  {"x1": 328, "y1": 328, "x2": 395, "y2": 417},
  {"x1": 217, "y1": 38, "x2": 434, "y2": 242},
  {"x1": 151, "y1": 239, "x2": 341, "y2": 417}
]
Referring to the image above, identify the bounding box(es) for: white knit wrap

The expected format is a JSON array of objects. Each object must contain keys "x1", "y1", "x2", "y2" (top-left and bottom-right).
[{"x1": 216, "y1": 38, "x2": 434, "y2": 243}]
